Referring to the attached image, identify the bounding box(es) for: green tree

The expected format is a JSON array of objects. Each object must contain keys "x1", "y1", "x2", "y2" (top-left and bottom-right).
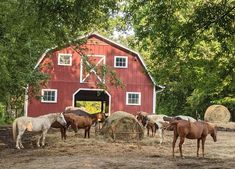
[
  {"x1": 0, "y1": 0, "x2": 120, "y2": 121},
  {"x1": 125, "y1": 0, "x2": 235, "y2": 118}
]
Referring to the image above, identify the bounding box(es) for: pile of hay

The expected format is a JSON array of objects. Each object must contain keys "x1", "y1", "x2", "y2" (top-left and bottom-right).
[
  {"x1": 204, "y1": 105, "x2": 231, "y2": 122},
  {"x1": 100, "y1": 111, "x2": 144, "y2": 141}
]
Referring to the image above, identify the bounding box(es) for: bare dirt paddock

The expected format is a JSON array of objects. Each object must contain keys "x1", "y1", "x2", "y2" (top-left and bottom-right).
[{"x1": 0, "y1": 126, "x2": 235, "y2": 169}]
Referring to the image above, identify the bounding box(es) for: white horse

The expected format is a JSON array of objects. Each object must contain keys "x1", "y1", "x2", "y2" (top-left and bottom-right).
[{"x1": 12, "y1": 113, "x2": 67, "y2": 149}]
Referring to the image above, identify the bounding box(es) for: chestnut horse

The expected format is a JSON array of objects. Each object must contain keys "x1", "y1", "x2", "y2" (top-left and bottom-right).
[
  {"x1": 170, "y1": 119, "x2": 217, "y2": 158},
  {"x1": 65, "y1": 113, "x2": 93, "y2": 138},
  {"x1": 51, "y1": 109, "x2": 106, "y2": 140}
]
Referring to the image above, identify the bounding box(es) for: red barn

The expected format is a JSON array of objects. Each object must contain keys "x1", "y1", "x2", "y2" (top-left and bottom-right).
[{"x1": 25, "y1": 33, "x2": 160, "y2": 117}]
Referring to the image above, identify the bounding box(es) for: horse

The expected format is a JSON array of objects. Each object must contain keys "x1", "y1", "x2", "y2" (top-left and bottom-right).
[
  {"x1": 65, "y1": 113, "x2": 93, "y2": 138},
  {"x1": 136, "y1": 112, "x2": 169, "y2": 144},
  {"x1": 51, "y1": 108, "x2": 106, "y2": 140},
  {"x1": 12, "y1": 112, "x2": 67, "y2": 149},
  {"x1": 169, "y1": 119, "x2": 217, "y2": 158},
  {"x1": 141, "y1": 116, "x2": 158, "y2": 137}
]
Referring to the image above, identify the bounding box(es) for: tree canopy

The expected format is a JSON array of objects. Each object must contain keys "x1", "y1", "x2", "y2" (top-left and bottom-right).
[
  {"x1": 0, "y1": 0, "x2": 119, "y2": 119},
  {"x1": 0, "y1": 0, "x2": 234, "y2": 121},
  {"x1": 124, "y1": 0, "x2": 235, "y2": 117}
]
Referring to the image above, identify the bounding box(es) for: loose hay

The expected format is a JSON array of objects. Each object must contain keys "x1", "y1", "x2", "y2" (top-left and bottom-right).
[
  {"x1": 212, "y1": 122, "x2": 235, "y2": 131},
  {"x1": 100, "y1": 111, "x2": 144, "y2": 141},
  {"x1": 204, "y1": 105, "x2": 231, "y2": 122}
]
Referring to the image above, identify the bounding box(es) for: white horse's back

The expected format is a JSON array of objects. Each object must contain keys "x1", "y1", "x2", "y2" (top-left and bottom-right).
[
  {"x1": 147, "y1": 114, "x2": 168, "y2": 122},
  {"x1": 175, "y1": 115, "x2": 196, "y2": 122}
]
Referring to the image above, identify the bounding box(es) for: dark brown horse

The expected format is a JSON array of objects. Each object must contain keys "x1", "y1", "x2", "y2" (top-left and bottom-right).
[
  {"x1": 170, "y1": 119, "x2": 217, "y2": 158},
  {"x1": 51, "y1": 109, "x2": 106, "y2": 140}
]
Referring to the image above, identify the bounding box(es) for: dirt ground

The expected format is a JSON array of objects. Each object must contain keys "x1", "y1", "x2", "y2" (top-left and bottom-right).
[{"x1": 0, "y1": 126, "x2": 235, "y2": 169}]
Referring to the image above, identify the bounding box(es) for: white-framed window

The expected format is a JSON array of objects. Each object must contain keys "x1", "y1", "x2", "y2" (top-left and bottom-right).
[
  {"x1": 114, "y1": 56, "x2": 128, "y2": 68},
  {"x1": 126, "y1": 92, "x2": 141, "y2": 105},
  {"x1": 58, "y1": 53, "x2": 72, "y2": 66},
  {"x1": 41, "y1": 89, "x2": 57, "y2": 103}
]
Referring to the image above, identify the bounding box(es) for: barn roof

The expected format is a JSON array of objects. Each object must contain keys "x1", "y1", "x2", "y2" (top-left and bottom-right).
[{"x1": 34, "y1": 33, "x2": 161, "y2": 87}]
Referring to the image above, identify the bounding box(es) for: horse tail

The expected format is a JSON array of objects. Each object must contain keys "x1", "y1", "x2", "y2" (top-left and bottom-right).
[
  {"x1": 166, "y1": 120, "x2": 178, "y2": 131},
  {"x1": 12, "y1": 119, "x2": 17, "y2": 141}
]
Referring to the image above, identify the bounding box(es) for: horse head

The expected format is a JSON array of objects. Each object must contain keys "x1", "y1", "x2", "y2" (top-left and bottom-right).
[
  {"x1": 142, "y1": 116, "x2": 149, "y2": 127},
  {"x1": 208, "y1": 123, "x2": 217, "y2": 142},
  {"x1": 211, "y1": 126, "x2": 217, "y2": 142},
  {"x1": 96, "y1": 113, "x2": 106, "y2": 122},
  {"x1": 57, "y1": 113, "x2": 67, "y2": 126}
]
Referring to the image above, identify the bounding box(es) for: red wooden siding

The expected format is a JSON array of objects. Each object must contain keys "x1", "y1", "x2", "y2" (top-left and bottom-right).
[{"x1": 28, "y1": 34, "x2": 154, "y2": 117}]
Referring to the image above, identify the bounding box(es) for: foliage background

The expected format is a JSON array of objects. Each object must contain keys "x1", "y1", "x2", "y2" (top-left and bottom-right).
[{"x1": 0, "y1": 0, "x2": 234, "y2": 123}]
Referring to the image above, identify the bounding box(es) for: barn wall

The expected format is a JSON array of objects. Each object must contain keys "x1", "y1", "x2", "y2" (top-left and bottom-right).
[{"x1": 28, "y1": 35, "x2": 154, "y2": 117}]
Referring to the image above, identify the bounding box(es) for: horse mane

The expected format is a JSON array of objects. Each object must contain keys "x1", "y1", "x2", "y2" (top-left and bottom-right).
[{"x1": 205, "y1": 122, "x2": 216, "y2": 134}]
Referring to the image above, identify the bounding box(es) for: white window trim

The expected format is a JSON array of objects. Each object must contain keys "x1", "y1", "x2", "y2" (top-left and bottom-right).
[
  {"x1": 126, "y1": 92, "x2": 141, "y2": 105},
  {"x1": 58, "y1": 53, "x2": 72, "y2": 66},
  {"x1": 114, "y1": 56, "x2": 128, "y2": 68},
  {"x1": 41, "y1": 89, "x2": 58, "y2": 103}
]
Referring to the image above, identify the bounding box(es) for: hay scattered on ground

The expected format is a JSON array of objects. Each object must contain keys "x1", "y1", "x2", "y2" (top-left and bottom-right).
[
  {"x1": 212, "y1": 122, "x2": 235, "y2": 131},
  {"x1": 100, "y1": 111, "x2": 144, "y2": 141},
  {"x1": 204, "y1": 105, "x2": 231, "y2": 122}
]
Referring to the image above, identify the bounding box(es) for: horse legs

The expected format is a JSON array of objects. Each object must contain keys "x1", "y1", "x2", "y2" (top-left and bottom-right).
[
  {"x1": 179, "y1": 136, "x2": 185, "y2": 158},
  {"x1": 197, "y1": 139, "x2": 200, "y2": 157},
  {"x1": 88, "y1": 126, "x2": 91, "y2": 138},
  {"x1": 151, "y1": 126, "x2": 154, "y2": 137},
  {"x1": 172, "y1": 131, "x2": 178, "y2": 157},
  {"x1": 41, "y1": 130, "x2": 48, "y2": 147},
  {"x1": 60, "y1": 127, "x2": 67, "y2": 140},
  {"x1": 37, "y1": 133, "x2": 42, "y2": 147},
  {"x1": 201, "y1": 137, "x2": 207, "y2": 157},
  {"x1": 158, "y1": 129, "x2": 163, "y2": 144},
  {"x1": 16, "y1": 130, "x2": 25, "y2": 149},
  {"x1": 147, "y1": 127, "x2": 150, "y2": 137}
]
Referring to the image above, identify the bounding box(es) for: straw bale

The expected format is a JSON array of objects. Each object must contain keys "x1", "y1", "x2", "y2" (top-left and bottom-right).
[
  {"x1": 100, "y1": 111, "x2": 144, "y2": 141},
  {"x1": 204, "y1": 105, "x2": 231, "y2": 122}
]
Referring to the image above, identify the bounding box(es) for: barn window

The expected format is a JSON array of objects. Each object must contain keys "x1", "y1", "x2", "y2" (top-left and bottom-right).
[
  {"x1": 58, "y1": 53, "x2": 72, "y2": 66},
  {"x1": 126, "y1": 92, "x2": 141, "y2": 105},
  {"x1": 41, "y1": 89, "x2": 57, "y2": 103},
  {"x1": 114, "y1": 56, "x2": 128, "y2": 68}
]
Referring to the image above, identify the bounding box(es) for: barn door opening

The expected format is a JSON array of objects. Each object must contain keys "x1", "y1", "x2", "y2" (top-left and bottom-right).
[{"x1": 73, "y1": 89, "x2": 111, "y2": 115}]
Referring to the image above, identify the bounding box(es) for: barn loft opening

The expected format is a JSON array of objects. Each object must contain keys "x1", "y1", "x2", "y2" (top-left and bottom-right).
[{"x1": 73, "y1": 89, "x2": 110, "y2": 114}]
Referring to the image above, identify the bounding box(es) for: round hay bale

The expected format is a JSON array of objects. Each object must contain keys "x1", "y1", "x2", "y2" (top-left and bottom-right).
[
  {"x1": 100, "y1": 111, "x2": 144, "y2": 141},
  {"x1": 204, "y1": 105, "x2": 231, "y2": 122}
]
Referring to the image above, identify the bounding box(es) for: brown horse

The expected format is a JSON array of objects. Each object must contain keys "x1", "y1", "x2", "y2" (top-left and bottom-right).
[
  {"x1": 51, "y1": 110, "x2": 106, "y2": 140},
  {"x1": 170, "y1": 119, "x2": 217, "y2": 158},
  {"x1": 66, "y1": 113, "x2": 93, "y2": 138}
]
